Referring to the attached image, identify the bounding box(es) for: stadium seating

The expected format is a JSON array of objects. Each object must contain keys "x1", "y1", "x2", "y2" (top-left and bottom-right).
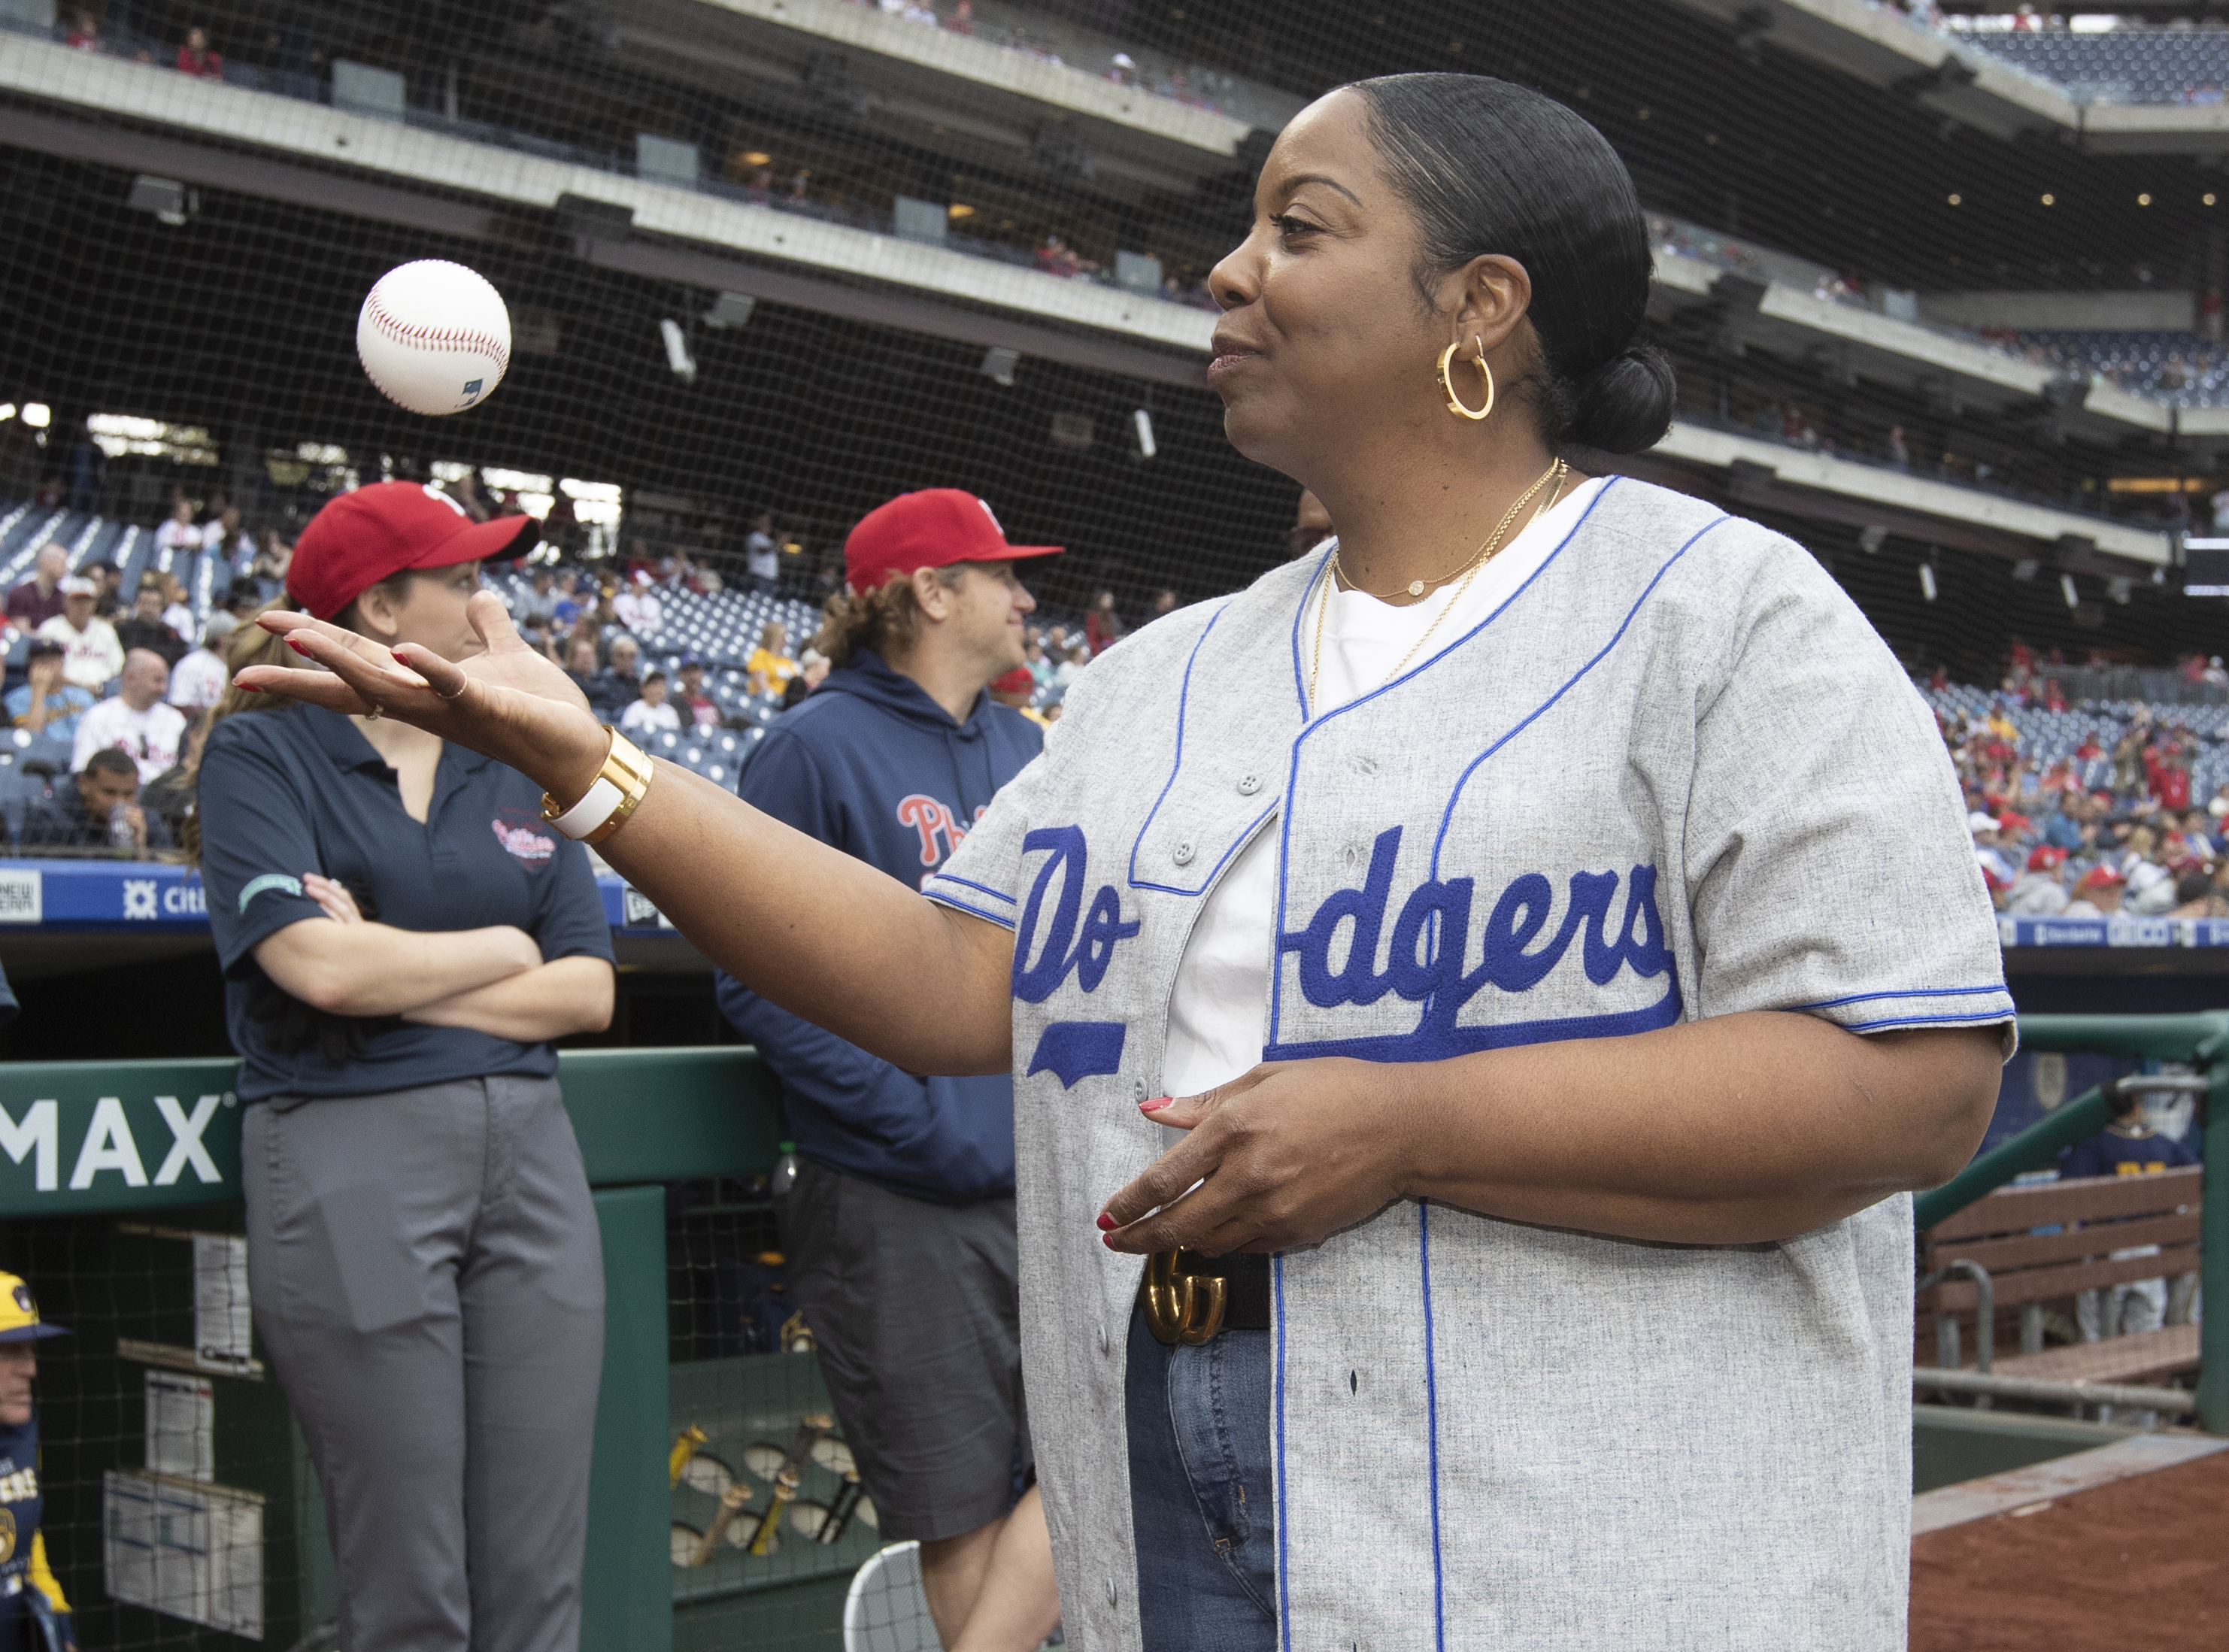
[
  {"x1": 1952, "y1": 29, "x2": 2229, "y2": 107},
  {"x1": 2004, "y1": 331, "x2": 2229, "y2": 408},
  {"x1": 1919, "y1": 684, "x2": 2229, "y2": 803}
]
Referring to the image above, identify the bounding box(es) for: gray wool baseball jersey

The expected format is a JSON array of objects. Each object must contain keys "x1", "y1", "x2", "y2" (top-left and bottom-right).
[{"x1": 925, "y1": 477, "x2": 2012, "y2": 1652}]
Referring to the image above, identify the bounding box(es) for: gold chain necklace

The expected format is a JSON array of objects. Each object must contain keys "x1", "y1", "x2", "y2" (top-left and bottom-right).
[{"x1": 1308, "y1": 459, "x2": 1566, "y2": 707}]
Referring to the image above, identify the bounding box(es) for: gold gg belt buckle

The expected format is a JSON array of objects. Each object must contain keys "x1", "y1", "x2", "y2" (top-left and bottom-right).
[{"x1": 1144, "y1": 1248, "x2": 1227, "y2": 1347}]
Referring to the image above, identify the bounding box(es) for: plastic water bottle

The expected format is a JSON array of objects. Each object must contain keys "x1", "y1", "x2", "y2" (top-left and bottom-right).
[{"x1": 769, "y1": 1141, "x2": 799, "y2": 1199}]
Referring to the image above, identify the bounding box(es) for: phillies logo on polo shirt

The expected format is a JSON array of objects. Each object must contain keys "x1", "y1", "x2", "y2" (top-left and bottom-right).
[{"x1": 491, "y1": 808, "x2": 556, "y2": 868}]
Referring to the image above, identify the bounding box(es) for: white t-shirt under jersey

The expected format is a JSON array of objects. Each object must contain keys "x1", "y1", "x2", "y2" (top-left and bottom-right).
[{"x1": 1160, "y1": 475, "x2": 1608, "y2": 1099}]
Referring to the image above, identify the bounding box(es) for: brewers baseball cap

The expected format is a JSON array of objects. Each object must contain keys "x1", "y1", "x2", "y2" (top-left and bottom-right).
[
  {"x1": 288, "y1": 481, "x2": 539, "y2": 621},
  {"x1": 844, "y1": 490, "x2": 1060, "y2": 594},
  {"x1": 0, "y1": 1273, "x2": 68, "y2": 1343}
]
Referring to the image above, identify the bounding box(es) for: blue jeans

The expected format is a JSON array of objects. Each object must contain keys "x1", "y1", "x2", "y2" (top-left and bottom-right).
[{"x1": 1125, "y1": 1301, "x2": 1278, "y2": 1652}]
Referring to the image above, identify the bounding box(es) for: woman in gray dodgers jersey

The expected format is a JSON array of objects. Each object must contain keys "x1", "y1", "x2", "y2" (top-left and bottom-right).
[{"x1": 241, "y1": 78, "x2": 2008, "y2": 1652}]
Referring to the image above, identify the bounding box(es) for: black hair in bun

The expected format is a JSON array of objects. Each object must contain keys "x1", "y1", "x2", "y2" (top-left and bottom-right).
[
  {"x1": 1567, "y1": 344, "x2": 1676, "y2": 456},
  {"x1": 1351, "y1": 73, "x2": 1674, "y2": 456}
]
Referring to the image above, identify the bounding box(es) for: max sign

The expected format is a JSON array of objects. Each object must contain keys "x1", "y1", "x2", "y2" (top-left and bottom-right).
[{"x1": 0, "y1": 1094, "x2": 231, "y2": 1195}]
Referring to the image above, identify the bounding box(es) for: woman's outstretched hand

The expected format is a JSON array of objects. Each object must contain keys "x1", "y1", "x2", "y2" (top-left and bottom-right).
[
  {"x1": 236, "y1": 591, "x2": 608, "y2": 797},
  {"x1": 1096, "y1": 1059, "x2": 1421, "y2": 1256}
]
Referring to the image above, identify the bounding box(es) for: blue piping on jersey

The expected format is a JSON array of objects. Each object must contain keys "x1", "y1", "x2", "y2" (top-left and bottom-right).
[
  {"x1": 1421, "y1": 1199, "x2": 1446, "y2": 1652},
  {"x1": 1130, "y1": 604, "x2": 1277, "y2": 896},
  {"x1": 1792, "y1": 984, "x2": 2010, "y2": 1011},
  {"x1": 1842, "y1": 1005, "x2": 2018, "y2": 1032},
  {"x1": 927, "y1": 872, "x2": 1017, "y2": 906},
  {"x1": 1263, "y1": 976, "x2": 1682, "y2": 1064},
  {"x1": 1430, "y1": 508, "x2": 1731, "y2": 878},
  {"x1": 920, "y1": 890, "x2": 1017, "y2": 931},
  {"x1": 1273, "y1": 1252, "x2": 1292, "y2": 1652},
  {"x1": 1130, "y1": 803, "x2": 1280, "y2": 900},
  {"x1": 1269, "y1": 480, "x2": 1615, "y2": 1049}
]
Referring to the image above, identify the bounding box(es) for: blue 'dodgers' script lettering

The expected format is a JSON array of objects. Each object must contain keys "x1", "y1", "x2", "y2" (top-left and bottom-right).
[
  {"x1": 1014, "y1": 827, "x2": 1142, "y2": 1087},
  {"x1": 1279, "y1": 826, "x2": 1678, "y2": 1051},
  {"x1": 1012, "y1": 826, "x2": 1141, "y2": 1003}
]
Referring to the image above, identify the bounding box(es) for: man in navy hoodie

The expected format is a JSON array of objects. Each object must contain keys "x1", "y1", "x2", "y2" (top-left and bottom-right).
[{"x1": 717, "y1": 490, "x2": 1060, "y2": 1651}]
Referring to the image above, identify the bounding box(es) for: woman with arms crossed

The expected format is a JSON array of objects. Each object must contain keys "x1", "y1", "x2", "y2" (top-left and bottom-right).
[
  {"x1": 244, "y1": 78, "x2": 2006, "y2": 1652},
  {"x1": 198, "y1": 484, "x2": 616, "y2": 1652}
]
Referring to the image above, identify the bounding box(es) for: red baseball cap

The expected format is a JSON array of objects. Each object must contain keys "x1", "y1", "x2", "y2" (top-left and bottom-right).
[
  {"x1": 288, "y1": 481, "x2": 540, "y2": 620},
  {"x1": 843, "y1": 490, "x2": 1060, "y2": 593},
  {"x1": 990, "y1": 665, "x2": 1036, "y2": 695},
  {"x1": 2026, "y1": 845, "x2": 2067, "y2": 872}
]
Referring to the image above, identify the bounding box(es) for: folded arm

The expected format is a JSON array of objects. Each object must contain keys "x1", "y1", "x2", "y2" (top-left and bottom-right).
[
  {"x1": 253, "y1": 915, "x2": 543, "y2": 1017},
  {"x1": 404, "y1": 954, "x2": 616, "y2": 1042}
]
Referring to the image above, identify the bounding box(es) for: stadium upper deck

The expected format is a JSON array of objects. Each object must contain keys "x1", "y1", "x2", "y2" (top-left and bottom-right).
[{"x1": 2, "y1": 1, "x2": 2222, "y2": 578}]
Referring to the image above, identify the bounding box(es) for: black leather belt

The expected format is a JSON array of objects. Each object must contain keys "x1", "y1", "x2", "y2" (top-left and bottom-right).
[{"x1": 1139, "y1": 1249, "x2": 1270, "y2": 1344}]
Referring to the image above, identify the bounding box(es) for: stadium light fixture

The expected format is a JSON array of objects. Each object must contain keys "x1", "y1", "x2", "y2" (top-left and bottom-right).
[
  {"x1": 703, "y1": 293, "x2": 756, "y2": 331},
  {"x1": 2012, "y1": 559, "x2": 2040, "y2": 582},
  {"x1": 2060, "y1": 574, "x2": 2080, "y2": 608},
  {"x1": 981, "y1": 347, "x2": 1020, "y2": 388},
  {"x1": 2039, "y1": 193, "x2": 2055, "y2": 207},
  {"x1": 1859, "y1": 525, "x2": 1888, "y2": 553},
  {"x1": 125, "y1": 174, "x2": 193, "y2": 226},
  {"x1": 21, "y1": 404, "x2": 49, "y2": 429},
  {"x1": 1918, "y1": 564, "x2": 1938, "y2": 604},
  {"x1": 1133, "y1": 409, "x2": 1157, "y2": 459},
  {"x1": 660, "y1": 319, "x2": 698, "y2": 384},
  {"x1": 2138, "y1": 193, "x2": 2152, "y2": 207},
  {"x1": 1946, "y1": 193, "x2": 1961, "y2": 206},
  {"x1": 2109, "y1": 578, "x2": 2133, "y2": 605},
  {"x1": 0, "y1": 406, "x2": 13, "y2": 423}
]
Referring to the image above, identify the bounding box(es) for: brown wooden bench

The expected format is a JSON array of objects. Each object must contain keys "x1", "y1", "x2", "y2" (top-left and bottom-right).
[{"x1": 1918, "y1": 1163, "x2": 2203, "y2": 1393}]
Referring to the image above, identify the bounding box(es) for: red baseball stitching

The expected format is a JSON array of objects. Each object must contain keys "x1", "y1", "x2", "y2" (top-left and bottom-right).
[{"x1": 361, "y1": 286, "x2": 511, "y2": 373}]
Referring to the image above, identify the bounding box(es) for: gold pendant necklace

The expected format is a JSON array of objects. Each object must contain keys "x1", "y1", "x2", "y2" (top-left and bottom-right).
[{"x1": 1309, "y1": 459, "x2": 1566, "y2": 708}]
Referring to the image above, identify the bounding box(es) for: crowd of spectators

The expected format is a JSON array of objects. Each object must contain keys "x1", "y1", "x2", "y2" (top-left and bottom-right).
[{"x1": 1936, "y1": 643, "x2": 2229, "y2": 920}]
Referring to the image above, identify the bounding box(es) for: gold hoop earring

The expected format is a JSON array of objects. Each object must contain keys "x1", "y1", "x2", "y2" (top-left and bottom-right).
[{"x1": 1436, "y1": 335, "x2": 1494, "y2": 422}]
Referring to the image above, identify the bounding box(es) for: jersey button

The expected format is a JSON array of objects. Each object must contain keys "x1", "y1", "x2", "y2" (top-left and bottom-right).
[
  {"x1": 1172, "y1": 840, "x2": 1196, "y2": 865},
  {"x1": 1237, "y1": 773, "x2": 1261, "y2": 796}
]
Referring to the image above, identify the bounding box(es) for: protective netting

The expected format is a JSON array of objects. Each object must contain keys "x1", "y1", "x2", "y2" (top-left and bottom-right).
[
  {"x1": 3, "y1": 1, "x2": 2229, "y2": 1646},
  {"x1": 0, "y1": 0, "x2": 2220, "y2": 670}
]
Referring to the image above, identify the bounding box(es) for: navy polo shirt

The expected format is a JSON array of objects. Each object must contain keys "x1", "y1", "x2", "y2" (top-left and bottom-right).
[{"x1": 197, "y1": 704, "x2": 615, "y2": 1102}]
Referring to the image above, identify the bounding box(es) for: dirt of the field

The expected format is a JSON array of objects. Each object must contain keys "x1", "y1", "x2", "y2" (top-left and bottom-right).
[{"x1": 1909, "y1": 1447, "x2": 2229, "y2": 1651}]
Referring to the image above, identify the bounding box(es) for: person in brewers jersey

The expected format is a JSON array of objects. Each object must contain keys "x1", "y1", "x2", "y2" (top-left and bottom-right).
[
  {"x1": 0, "y1": 1273, "x2": 71, "y2": 1652},
  {"x1": 717, "y1": 490, "x2": 1060, "y2": 1652},
  {"x1": 244, "y1": 74, "x2": 2008, "y2": 1652}
]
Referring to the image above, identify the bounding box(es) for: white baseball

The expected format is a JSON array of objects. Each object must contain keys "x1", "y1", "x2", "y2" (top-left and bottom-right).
[{"x1": 356, "y1": 260, "x2": 511, "y2": 417}]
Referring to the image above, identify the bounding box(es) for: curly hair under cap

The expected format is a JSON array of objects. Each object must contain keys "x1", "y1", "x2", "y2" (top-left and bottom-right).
[{"x1": 814, "y1": 565, "x2": 966, "y2": 668}]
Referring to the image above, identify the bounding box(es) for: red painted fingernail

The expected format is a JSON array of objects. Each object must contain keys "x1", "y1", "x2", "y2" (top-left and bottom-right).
[
  {"x1": 1102, "y1": 1233, "x2": 1118, "y2": 1249},
  {"x1": 286, "y1": 637, "x2": 311, "y2": 656},
  {"x1": 1139, "y1": 1096, "x2": 1172, "y2": 1113},
  {"x1": 239, "y1": 684, "x2": 262, "y2": 693},
  {"x1": 1096, "y1": 1213, "x2": 1116, "y2": 1232}
]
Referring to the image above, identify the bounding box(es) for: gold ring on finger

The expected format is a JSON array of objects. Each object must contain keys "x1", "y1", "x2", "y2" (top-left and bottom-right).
[{"x1": 362, "y1": 703, "x2": 384, "y2": 722}]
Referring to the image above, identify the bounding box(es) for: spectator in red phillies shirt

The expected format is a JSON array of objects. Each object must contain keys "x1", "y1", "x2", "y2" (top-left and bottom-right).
[{"x1": 177, "y1": 27, "x2": 224, "y2": 77}]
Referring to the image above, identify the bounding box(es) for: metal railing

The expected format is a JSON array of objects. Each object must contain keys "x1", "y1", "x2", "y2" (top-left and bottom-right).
[{"x1": 1913, "y1": 1014, "x2": 2227, "y2": 1434}]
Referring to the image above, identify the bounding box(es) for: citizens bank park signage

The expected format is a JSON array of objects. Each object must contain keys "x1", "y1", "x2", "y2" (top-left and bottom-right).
[
  {"x1": 0, "y1": 1062, "x2": 247, "y2": 1216},
  {"x1": 0, "y1": 860, "x2": 663, "y2": 931}
]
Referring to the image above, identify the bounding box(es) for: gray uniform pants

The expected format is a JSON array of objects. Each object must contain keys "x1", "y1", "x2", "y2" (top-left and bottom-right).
[{"x1": 241, "y1": 1075, "x2": 605, "y2": 1652}]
